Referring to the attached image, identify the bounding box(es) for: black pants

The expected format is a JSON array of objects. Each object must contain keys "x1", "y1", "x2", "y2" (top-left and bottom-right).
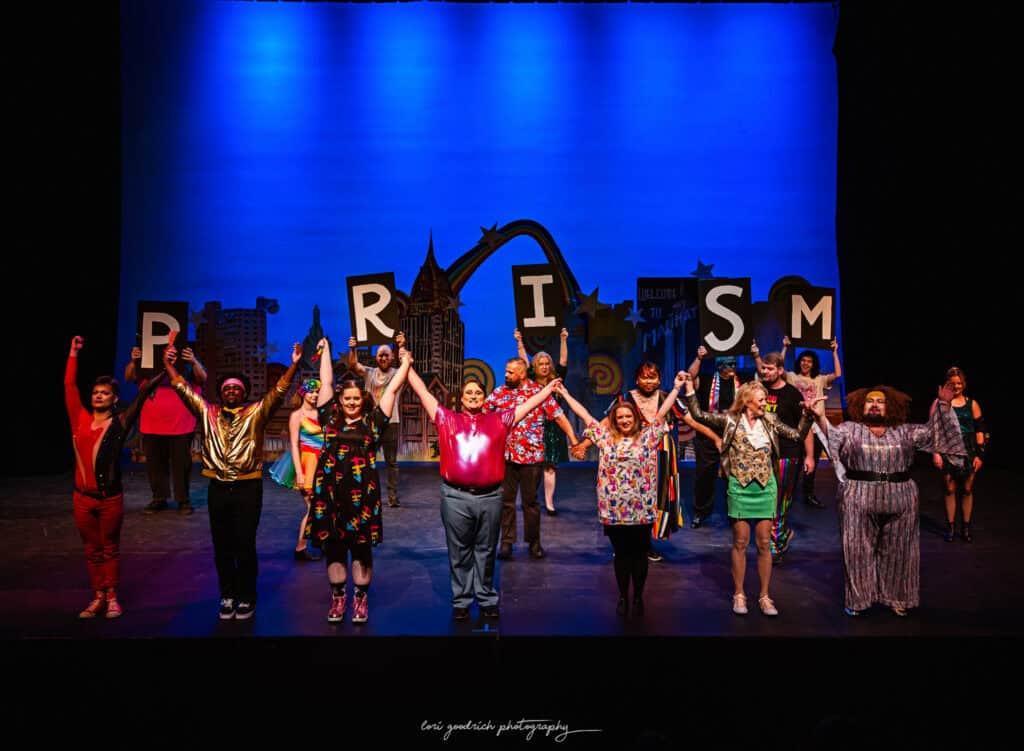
[
  {"x1": 693, "y1": 434, "x2": 723, "y2": 519},
  {"x1": 207, "y1": 479, "x2": 263, "y2": 602},
  {"x1": 606, "y1": 524, "x2": 652, "y2": 597},
  {"x1": 381, "y1": 423, "x2": 400, "y2": 502},
  {"x1": 143, "y1": 433, "x2": 193, "y2": 504},
  {"x1": 501, "y1": 462, "x2": 543, "y2": 545}
]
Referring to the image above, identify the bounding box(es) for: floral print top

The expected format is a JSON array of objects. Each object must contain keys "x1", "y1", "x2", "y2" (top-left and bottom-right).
[{"x1": 584, "y1": 420, "x2": 668, "y2": 525}]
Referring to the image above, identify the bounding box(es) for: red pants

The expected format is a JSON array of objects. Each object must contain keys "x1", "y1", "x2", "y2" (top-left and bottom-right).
[{"x1": 72, "y1": 491, "x2": 124, "y2": 590}]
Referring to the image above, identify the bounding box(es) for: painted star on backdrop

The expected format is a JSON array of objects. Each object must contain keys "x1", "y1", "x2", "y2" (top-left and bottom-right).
[
  {"x1": 480, "y1": 223, "x2": 505, "y2": 251},
  {"x1": 446, "y1": 294, "x2": 465, "y2": 311},
  {"x1": 624, "y1": 303, "x2": 646, "y2": 328},
  {"x1": 574, "y1": 287, "x2": 612, "y2": 318},
  {"x1": 189, "y1": 310, "x2": 206, "y2": 330},
  {"x1": 691, "y1": 260, "x2": 715, "y2": 279}
]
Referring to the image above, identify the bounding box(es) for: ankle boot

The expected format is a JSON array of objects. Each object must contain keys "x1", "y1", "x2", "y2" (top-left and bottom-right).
[
  {"x1": 961, "y1": 521, "x2": 973, "y2": 543},
  {"x1": 943, "y1": 522, "x2": 955, "y2": 542}
]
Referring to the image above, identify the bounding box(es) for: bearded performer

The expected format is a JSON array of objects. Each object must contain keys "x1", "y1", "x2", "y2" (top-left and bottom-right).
[{"x1": 811, "y1": 384, "x2": 965, "y2": 616}]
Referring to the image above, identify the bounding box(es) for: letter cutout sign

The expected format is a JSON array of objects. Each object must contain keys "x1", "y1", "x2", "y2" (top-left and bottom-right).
[
  {"x1": 512, "y1": 264, "x2": 563, "y2": 338},
  {"x1": 347, "y1": 273, "x2": 399, "y2": 347},
  {"x1": 786, "y1": 286, "x2": 836, "y2": 349},
  {"x1": 136, "y1": 301, "x2": 189, "y2": 377},
  {"x1": 698, "y1": 278, "x2": 752, "y2": 357}
]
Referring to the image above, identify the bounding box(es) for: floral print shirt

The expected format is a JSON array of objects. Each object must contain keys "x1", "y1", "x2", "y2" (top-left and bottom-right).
[
  {"x1": 584, "y1": 420, "x2": 668, "y2": 525},
  {"x1": 483, "y1": 379, "x2": 562, "y2": 464}
]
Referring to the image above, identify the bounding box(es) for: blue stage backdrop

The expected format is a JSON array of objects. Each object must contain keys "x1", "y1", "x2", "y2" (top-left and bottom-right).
[{"x1": 118, "y1": 0, "x2": 839, "y2": 432}]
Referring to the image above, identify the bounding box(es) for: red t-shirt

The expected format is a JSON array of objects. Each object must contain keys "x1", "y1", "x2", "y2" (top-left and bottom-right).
[
  {"x1": 434, "y1": 406, "x2": 515, "y2": 488},
  {"x1": 138, "y1": 381, "x2": 197, "y2": 435}
]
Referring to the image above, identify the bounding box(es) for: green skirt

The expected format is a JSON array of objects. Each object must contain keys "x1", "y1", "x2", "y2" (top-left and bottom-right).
[{"x1": 727, "y1": 474, "x2": 777, "y2": 520}]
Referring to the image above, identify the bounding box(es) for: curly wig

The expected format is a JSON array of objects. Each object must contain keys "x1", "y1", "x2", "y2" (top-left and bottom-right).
[{"x1": 846, "y1": 385, "x2": 910, "y2": 427}]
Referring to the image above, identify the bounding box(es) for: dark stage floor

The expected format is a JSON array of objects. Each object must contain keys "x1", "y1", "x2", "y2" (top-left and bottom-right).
[{"x1": 3, "y1": 462, "x2": 1021, "y2": 744}]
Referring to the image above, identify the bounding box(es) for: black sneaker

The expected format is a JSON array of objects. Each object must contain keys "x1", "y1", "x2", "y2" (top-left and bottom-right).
[
  {"x1": 177, "y1": 502, "x2": 194, "y2": 516},
  {"x1": 528, "y1": 542, "x2": 545, "y2": 560},
  {"x1": 143, "y1": 500, "x2": 168, "y2": 514},
  {"x1": 805, "y1": 495, "x2": 825, "y2": 509},
  {"x1": 388, "y1": 498, "x2": 401, "y2": 508},
  {"x1": 690, "y1": 516, "x2": 706, "y2": 529},
  {"x1": 218, "y1": 598, "x2": 235, "y2": 620},
  {"x1": 481, "y1": 605, "x2": 500, "y2": 619},
  {"x1": 235, "y1": 601, "x2": 255, "y2": 620},
  {"x1": 647, "y1": 550, "x2": 663, "y2": 562},
  {"x1": 452, "y1": 607, "x2": 470, "y2": 621}
]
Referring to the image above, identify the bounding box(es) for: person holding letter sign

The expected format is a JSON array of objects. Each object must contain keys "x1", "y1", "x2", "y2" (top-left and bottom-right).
[
  {"x1": 65, "y1": 336, "x2": 166, "y2": 619},
  {"x1": 513, "y1": 327, "x2": 578, "y2": 516},
  {"x1": 311, "y1": 338, "x2": 410, "y2": 625},
  {"x1": 810, "y1": 385, "x2": 964, "y2": 616},
  {"x1": 682, "y1": 373, "x2": 815, "y2": 616},
  {"x1": 164, "y1": 341, "x2": 303, "y2": 621},
  {"x1": 347, "y1": 332, "x2": 407, "y2": 508},
  {"x1": 405, "y1": 357, "x2": 562, "y2": 621},
  {"x1": 125, "y1": 342, "x2": 206, "y2": 515},
  {"x1": 556, "y1": 374, "x2": 686, "y2": 617}
]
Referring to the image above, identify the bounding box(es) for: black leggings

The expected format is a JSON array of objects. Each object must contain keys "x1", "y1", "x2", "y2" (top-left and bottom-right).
[
  {"x1": 606, "y1": 524, "x2": 652, "y2": 599},
  {"x1": 323, "y1": 539, "x2": 373, "y2": 568}
]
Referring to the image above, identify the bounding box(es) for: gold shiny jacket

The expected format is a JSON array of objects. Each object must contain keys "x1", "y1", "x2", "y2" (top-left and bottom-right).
[{"x1": 172, "y1": 375, "x2": 291, "y2": 482}]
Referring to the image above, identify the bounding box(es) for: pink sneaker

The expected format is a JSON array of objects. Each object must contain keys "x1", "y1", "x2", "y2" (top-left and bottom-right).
[
  {"x1": 327, "y1": 592, "x2": 347, "y2": 623},
  {"x1": 351, "y1": 592, "x2": 368, "y2": 623},
  {"x1": 104, "y1": 595, "x2": 123, "y2": 619},
  {"x1": 78, "y1": 592, "x2": 106, "y2": 619}
]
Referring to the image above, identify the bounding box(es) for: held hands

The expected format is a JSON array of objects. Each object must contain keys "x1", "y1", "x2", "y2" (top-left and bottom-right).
[
  {"x1": 395, "y1": 331, "x2": 406, "y2": 348},
  {"x1": 398, "y1": 347, "x2": 412, "y2": 365},
  {"x1": 291, "y1": 343, "x2": 303, "y2": 364},
  {"x1": 801, "y1": 397, "x2": 827, "y2": 417},
  {"x1": 673, "y1": 371, "x2": 688, "y2": 391},
  {"x1": 552, "y1": 380, "x2": 569, "y2": 398},
  {"x1": 570, "y1": 443, "x2": 587, "y2": 460},
  {"x1": 70, "y1": 336, "x2": 84, "y2": 355}
]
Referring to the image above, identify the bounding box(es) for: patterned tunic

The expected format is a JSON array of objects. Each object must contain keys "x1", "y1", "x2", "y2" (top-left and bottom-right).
[
  {"x1": 307, "y1": 403, "x2": 389, "y2": 548},
  {"x1": 483, "y1": 380, "x2": 562, "y2": 465},
  {"x1": 824, "y1": 408, "x2": 964, "y2": 610},
  {"x1": 584, "y1": 421, "x2": 668, "y2": 526}
]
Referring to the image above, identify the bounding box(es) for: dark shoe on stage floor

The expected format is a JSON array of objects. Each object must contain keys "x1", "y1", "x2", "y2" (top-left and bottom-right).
[
  {"x1": 647, "y1": 550, "x2": 663, "y2": 562},
  {"x1": 772, "y1": 552, "x2": 785, "y2": 566},
  {"x1": 804, "y1": 494, "x2": 825, "y2": 509},
  {"x1": 890, "y1": 605, "x2": 908, "y2": 617},
  {"x1": 452, "y1": 607, "x2": 470, "y2": 621},
  {"x1": 481, "y1": 606, "x2": 500, "y2": 619},
  {"x1": 387, "y1": 498, "x2": 401, "y2": 508},
  {"x1": 528, "y1": 542, "x2": 546, "y2": 559},
  {"x1": 497, "y1": 543, "x2": 513, "y2": 560},
  {"x1": 616, "y1": 597, "x2": 628, "y2": 616},
  {"x1": 218, "y1": 598, "x2": 236, "y2": 620},
  {"x1": 690, "y1": 516, "x2": 706, "y2": 529},
  {"x1": 961, "y1": 522, "x2": 973, "y2": 543},
  {"x1": 631, "y1": 595, "x2": 645, "y2": 617},
  {"x1": 545, "y1": 507, "x2": 557, "y2": 516},
  {"x1": 235, "y1": 601, "x2": 255, "y2": 620},
  {"x1": 943, "y1": 523, "x2": 955, "y2": 542},
  {"x1": 177, "y1": 502, "x2": 194, "y2": 516},
  {"x1": 143, "y1": 500, "x2": 168, "y2": 515},
  {"x1": 294, "y1": 547, "x2": 318, "y2": 561}
]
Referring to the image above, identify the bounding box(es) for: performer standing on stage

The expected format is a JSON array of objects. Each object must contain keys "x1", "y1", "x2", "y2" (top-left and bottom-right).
[
  {"x1": 125, "y1": 343, "x2": 206, "y2": 515},
  {"x1": 347, "y1": 332, "x2": 406, "y2": 508},
  {"x1": 404, "y1": 356, "x2": 561, "y2": 621},
  {"x1": 268, "y1": 377, "x2": 325, "y2": 561},
  {"x1": 753, "y1": 351, "x2": 815, "y2": 564},
  {"x1": 686, "y1": 346, "x2": 751, "y2": 528},
  {"x1": 514, "y1": 327, "x2": 578, "y2": 516},
  {"x1": 573, "y1": 361, "x2": 719, "y2": 562},
  {"x1": 65, "y1": 336, "x2": 165, "y2": 619},
  {"x1": 931, "y1": 367, "x2": 986, "y2": 543},
  {"x1": 682, "y1": 374, "x2": 814, "y2": 616},
  {"x1": 557, "y1": 374, "x2": 685, "y2": 617},
  {"x1": 486, "y1": 358, "x2": 572, "y2": 561},
  {"x1": 164, "y1": 341, "x2": 302, "y2": 621},
  {"x1": 811, "y1": 384, "x2": 965, "y2": 616},
  {"x1": 312, "y1": 338, "x2": 410, "y2": 625}
]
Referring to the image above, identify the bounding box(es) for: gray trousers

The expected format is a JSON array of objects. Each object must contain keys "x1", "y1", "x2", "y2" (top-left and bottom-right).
[{"x1": 439, "y1": 482, "x2": 503, "y2": 608}]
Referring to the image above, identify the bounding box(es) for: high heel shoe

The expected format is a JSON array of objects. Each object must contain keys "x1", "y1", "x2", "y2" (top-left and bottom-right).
[
  {"x1": 545, "y1": 507, "x2": 557, "y2": 516},
  {"x1": 615, "y1": 597, "x2": 628, "y2": 616},
  {"x1": 943, "y1": 522, "x2": 955, "y2": 543},
  {"x1": 961, "y1": 522, "x2": 973, "y2": 543}
]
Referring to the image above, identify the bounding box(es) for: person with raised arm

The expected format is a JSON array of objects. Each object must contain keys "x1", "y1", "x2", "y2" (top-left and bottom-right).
[{"x1": 406, "y1": 353, "x2": 561, "y2": 621}]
